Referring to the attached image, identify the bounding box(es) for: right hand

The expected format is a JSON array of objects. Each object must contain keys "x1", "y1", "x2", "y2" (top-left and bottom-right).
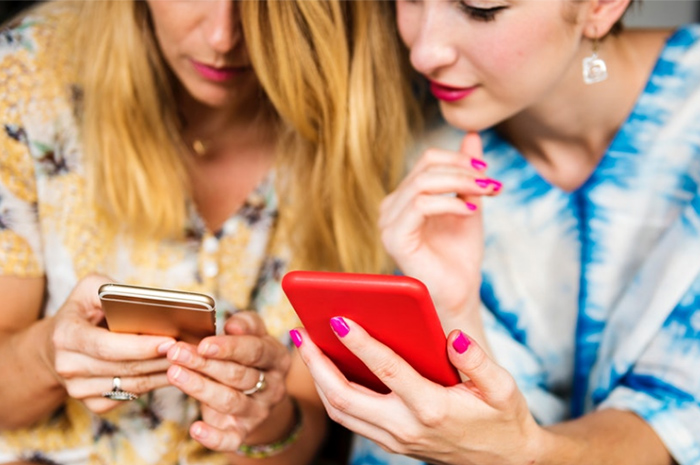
[
  {"x1": 379, "y1": 133, "x2": 500, "y2": 318},
  {"x1": 49, "y1": 275, "x2": 176, "y2": 413}
]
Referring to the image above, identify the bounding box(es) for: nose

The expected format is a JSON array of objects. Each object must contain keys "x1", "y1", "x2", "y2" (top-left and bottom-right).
[
  {"x1": 408, "y1": 10, "x2": 459, "y2": 77},
  {"x1": 202, "y1": 0, "x2": 241, "y2": 55}
]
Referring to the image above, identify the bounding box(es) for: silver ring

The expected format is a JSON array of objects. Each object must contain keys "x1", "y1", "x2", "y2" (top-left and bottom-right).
[
  {"x1": 242, "y1": 371, "x2": 266, "y2": 396},
  {"x1": 102, "y1": 376, "x2": 139, "y2": 401}
]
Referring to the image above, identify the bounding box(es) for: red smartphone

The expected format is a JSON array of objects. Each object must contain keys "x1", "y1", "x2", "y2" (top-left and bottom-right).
[{"x1": 281, "y1": 271, "x2": 460, "y2": 393}]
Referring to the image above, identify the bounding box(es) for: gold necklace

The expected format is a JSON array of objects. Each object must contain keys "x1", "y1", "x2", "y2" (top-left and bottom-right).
[{"x1": 191, "y1": 138, "x2": 209, "y2": 157}]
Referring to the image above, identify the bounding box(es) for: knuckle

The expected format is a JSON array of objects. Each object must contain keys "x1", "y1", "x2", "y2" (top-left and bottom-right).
[
  {"x1": 414, "y1": 403, "x2": 447, "y2": 428},
  {"x1": 324, "y1": 387, "x2": 351, "y2": 413},
  {"x1": 220, "y1": 389, "x2": 241, "y2": 414},
  {"x1": 373, "y1": 358, "x2": 401, "y2": 383}
]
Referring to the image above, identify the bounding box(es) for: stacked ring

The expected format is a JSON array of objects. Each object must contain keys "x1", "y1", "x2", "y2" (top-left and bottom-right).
[{"x1": 102, "y1": 376, "x2": 139, "y2": 401}]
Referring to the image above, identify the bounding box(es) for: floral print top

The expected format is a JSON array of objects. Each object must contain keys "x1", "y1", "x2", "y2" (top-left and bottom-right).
[{"x1": 0, "y1": 6, "x2": 299, "y2": 465}]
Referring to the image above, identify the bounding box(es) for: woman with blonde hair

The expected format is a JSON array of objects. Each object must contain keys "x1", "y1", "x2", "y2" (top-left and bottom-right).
[{"x1": 0, "y1": 1, "x2": 415, "y2": 463}]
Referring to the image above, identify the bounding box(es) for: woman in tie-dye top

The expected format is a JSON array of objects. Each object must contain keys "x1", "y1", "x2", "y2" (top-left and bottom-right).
[{"x1": 292, "y1": 1, "x2": 700, "y2": 464}]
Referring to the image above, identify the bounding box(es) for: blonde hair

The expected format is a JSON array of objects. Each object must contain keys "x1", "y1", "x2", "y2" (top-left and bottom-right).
[{"x1": 54, "y1": 0, "x2": 416, "y2": 273}]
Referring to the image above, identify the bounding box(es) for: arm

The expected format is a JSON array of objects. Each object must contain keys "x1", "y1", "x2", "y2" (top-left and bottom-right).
[
  {"x1": 0, "y1": 276, "x2": 65, "y2": 429},
  {"x1": 293, "y1": 319, "x2": 674, "y2": 465}
]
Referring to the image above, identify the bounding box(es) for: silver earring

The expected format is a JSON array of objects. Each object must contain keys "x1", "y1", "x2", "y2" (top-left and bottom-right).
[{"x1": 582, "y1": 34, "x2": 608, "y2": 85}]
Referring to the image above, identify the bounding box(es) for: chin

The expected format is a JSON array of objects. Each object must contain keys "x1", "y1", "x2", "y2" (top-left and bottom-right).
[{"x1": 440, "y1": 103, "x2": 506, "y2": 133}]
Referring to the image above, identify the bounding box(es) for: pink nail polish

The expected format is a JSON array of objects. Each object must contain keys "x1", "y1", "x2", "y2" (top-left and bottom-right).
[
  {"x1": 490, "y1": 179, "x2": 503, "y2": 192},
  {"x1": 475, "y1": 178, "x2": 490, "y2": 188},
  {"x1": 452, "y1": 332, "x2": 471, "y2": 354},
  {"x1": 465, "y1": 202, "x2": 478, "y2": 211},
  {"x1": 330, "y1": 317, "x2": 350, "y2": 337},
  {"x1": 289, "y1": 329, "x2": 303, "y2": 348},
  {"x1": 471, "y1": 159, "x2": 487, "y2": 171}
]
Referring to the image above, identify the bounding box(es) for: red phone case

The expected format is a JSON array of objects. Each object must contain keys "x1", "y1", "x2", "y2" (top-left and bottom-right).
[{"x1": 282, "y1": 271, "x2": 460, "y2": 393}]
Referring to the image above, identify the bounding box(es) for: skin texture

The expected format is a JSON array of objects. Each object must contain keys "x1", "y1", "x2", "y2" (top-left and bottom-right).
[{"x1": 294, "y1": 1, "x2": 676, "y2": 464}]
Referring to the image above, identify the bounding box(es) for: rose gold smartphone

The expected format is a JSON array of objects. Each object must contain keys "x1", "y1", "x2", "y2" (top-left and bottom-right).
[{"x1": 99, "y1": 283, "x2": 216, "y2": 344}]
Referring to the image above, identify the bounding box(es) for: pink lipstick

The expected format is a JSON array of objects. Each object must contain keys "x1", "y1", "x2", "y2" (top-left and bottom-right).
[
  {"x1": 429, "y1": 81, "x2": 476, "y2": 102},
  {"x1": 191, "y1": 60, "x2": 247, "y2": 82}
]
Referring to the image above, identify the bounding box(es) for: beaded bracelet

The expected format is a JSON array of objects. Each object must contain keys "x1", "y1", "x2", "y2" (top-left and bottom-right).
[{"x1": 236, "y1": 397, "x2": 303, "y2": 459}]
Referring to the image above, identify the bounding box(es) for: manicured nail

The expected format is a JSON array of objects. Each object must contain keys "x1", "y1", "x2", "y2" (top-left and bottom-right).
[
  {"x1": 465, "y1": 202, "x2": 478, "y2": 211},
  {"x1": 289, "y1": 329, "x2": 303, "y2": 348},
  {"x1": 452, "y1": 331, "x2": 471, "y2": 354},
  {"x1": 158, "y1": 340, "x2": 176, "y2": 354},
  {"x1": 475, "y1": 178, "x2": 502, "y2": 192},
  {"x1": 471, "y1": 158, "x2": 487, "y2": 171},
  {"x1": 330, "y1": 317, "x2": 350, "y2": 338},
  {"x1": 199, "y1": 342, "x2": 219, "y2": 357}
]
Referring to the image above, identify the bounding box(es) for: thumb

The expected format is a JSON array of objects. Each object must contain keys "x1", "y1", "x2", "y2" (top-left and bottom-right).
[
  {"x1": 447, "y1": 330, "x2": 517, "y2": 408},
  {"x1": 460, "y1": 132, "x2": 487, "y2": 169}
]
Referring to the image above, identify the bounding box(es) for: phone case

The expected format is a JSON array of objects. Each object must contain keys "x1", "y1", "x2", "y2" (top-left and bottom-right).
[
  {"x1": 99, "y1": 283, "x2": 216, "y2": 344},
  {"x1": 282, "y1": 271, "x2": 460, "y2": 393}
]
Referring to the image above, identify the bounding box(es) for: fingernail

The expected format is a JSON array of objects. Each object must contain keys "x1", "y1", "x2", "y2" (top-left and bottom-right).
[
  {"x1": 452, "y1": 331, "x2": 471, "y2": 354},
  {"x1": 465, "y1": 202, "x2": 478, "y2": 211},
  {"x1": 172, "y1": 346, "x2": 191, "y2": 363},
  {"x1": 471, "y1": 158, "x2": 487, "y2": 171},
  {"x1": 158, "y1": 340, "x2": 176, "y2": 355},
  {"x1": 171, "y1": 366, "x2": 190, "y2": 382},
  {"x1": 192, "y1": 423, "x2": 208, "y2": 439},
  {"x1": 475, "y1": 178, "x2": 502, "y2": 192},
  {"x1": 330, "y1": 317, "x2": 350, "y2": 338},
  {"x1": 289, "y1": 329, "x2": 303, "y2": 347},
  {"x1": 199, "y1": 342, "x2": 219, "y2": 357}
]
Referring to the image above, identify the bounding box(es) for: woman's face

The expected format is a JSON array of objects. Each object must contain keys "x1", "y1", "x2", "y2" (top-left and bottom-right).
[
  {"x1": 146, "y1": 0, "x2": 258, "y2": 109},
  {"x1": 397, "y1": 0, "x2": 586, "y2": 131}
]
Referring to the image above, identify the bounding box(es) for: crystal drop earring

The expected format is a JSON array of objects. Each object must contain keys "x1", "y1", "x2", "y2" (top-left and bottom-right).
[{"x1": 582, "y1": 32, "x2": 608, "y2": 85}]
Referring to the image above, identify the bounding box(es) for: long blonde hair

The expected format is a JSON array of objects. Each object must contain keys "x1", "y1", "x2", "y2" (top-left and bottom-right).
[{"x1": 59, "y1": 0, "x2": 416, "y2": 273}]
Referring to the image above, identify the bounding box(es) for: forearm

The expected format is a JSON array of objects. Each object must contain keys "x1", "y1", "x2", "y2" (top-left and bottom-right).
[
  {"x1": 537, "y1": 409, "x2": 673, "y2": 465},
  {"x1": 0, "y1": 317, "x2": 66, "y2": 430}
]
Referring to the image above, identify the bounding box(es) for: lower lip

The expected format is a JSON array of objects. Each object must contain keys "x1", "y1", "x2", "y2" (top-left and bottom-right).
[
  {"x1": 191, "y1": 61, "x2": 246, "y2": 82},
  {"x1": 430, "y1": 82, "x2": 476, "y2": 102}
]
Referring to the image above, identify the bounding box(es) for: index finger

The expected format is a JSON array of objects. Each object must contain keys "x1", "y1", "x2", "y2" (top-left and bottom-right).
[
  {"x1": 58, "y1": 322, "x2": 175, "y2": 361},
  {"x1": 197, "y1": 334, "x2": 289, "y2": 371},
  {"x1": 327, "y1": 317, "x2": 438, "y2": 406}
]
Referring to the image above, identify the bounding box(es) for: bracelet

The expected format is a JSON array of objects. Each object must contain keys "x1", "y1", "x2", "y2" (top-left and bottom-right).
[{"x1": 236, "y1": 397, "x2": 303, "y2": 459}]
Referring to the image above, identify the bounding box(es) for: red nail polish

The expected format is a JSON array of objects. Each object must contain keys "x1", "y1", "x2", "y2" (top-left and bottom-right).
[
  {"x1": 471, "y1": 159, "x2": 488, "y2": 170},
  {"x1": 289, "y1": 329, "x2": 303, "y2": 348},
  {"x1": 330, "y1": 317, "x2": 350, "y2": 337},
  {"x1": 465, "y1": 202, "x2": 478, "y2": 211},
  {"x1": 452, "y1": 331, "x2": 471, "y2": 354}
]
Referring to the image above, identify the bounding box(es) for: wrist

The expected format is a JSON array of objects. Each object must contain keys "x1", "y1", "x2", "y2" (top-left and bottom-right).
[{"x1": 236, "y1": 396, "x2": 303, "y2": 459}]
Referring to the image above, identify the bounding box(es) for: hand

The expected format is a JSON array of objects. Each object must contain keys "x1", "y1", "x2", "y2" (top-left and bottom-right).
[
  {"x1": 167, "y1": 311, "x2": 293, "y2": 451},
  {"x1": 50, "y1": 275, "x2": 176, "y2": 413},
  {"x1": 379, "y1": 133, "x2": 499, "y2": 316},
  {"x1": 291, "y1": 318, "x2": 545, "y2": 465}
]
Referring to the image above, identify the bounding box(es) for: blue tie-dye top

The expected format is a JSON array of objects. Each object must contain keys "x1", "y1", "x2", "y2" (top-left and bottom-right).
[{"x1": 352, "y1": 25, "x2": 700, "y2": 465}]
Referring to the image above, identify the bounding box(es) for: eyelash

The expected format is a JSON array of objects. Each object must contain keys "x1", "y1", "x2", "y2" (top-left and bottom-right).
[{"x1": 458, "y1": 4, "x2": 506, "y2": 22}]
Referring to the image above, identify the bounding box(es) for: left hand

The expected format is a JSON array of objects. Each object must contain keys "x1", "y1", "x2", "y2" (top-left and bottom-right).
[
  {"x1": 292, "y1": 318, "x2": 545, "y2": 465},
  {"x1": 167, "y1": 311, "x2": 292, "y2": 451}
]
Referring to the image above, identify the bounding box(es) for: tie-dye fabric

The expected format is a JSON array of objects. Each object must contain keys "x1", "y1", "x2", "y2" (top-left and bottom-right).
[{"x1": 352, "y1": 25, "x2": 700, "y2": 465}]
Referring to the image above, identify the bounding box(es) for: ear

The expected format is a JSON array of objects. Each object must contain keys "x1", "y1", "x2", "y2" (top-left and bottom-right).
[{"x1": 581, "y1": 0, "x2": 632, "y2": 38}]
